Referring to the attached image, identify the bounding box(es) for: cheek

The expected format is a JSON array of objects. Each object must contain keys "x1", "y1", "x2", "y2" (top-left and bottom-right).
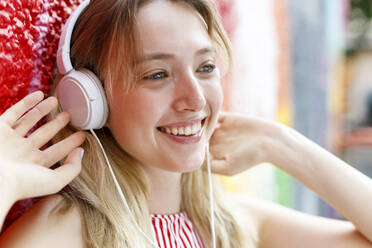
[
  {"x1": 108, "y1": 91, "x2": 167, "y2": 141},
  {"x1": 125, "y1": 91, "x2": 169, "y2": 126},
  {"x1": 204, "y1": 81, "x2": 223, "y2": 136},
  {"x1": 206, "y1": 82, "x2": 223, "y2": 115},
  {"x1": 214, "y1": 84, "x2": 223, "y2": 109},
  {"x1": 107, "y1": 93, "x2": 156, "y2": 160}
]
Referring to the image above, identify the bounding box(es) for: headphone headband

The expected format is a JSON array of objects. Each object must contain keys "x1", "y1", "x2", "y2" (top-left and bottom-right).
[{"x1": 57, "y1": 0, "x2": 90, "y2": 75}]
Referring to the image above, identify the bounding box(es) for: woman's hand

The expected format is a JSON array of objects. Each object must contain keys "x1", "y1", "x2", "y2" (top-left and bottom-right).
[
  {"x1": 0, "y1": 91, "x2": 86, "y2": 204},
  {"x1": 209, "y1": 112, "x2": 286, "y2": 176}
]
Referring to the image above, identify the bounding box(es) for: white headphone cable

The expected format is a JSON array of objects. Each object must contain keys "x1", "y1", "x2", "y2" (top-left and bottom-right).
[
  {"x1": 89, "y1": 129, "x2": 216, "y2": 248},
  {"x1": 206, "y1": 143, "x2": 216, "y2": 248},
  {"x1": 89, "y1": 129, "x2": 159, "y2": 248}
]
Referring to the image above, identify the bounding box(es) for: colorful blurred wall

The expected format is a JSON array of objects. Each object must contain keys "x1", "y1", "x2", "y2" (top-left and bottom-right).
[{"x1": 219, "y1": 0, "x2": 352, "y2": 219}]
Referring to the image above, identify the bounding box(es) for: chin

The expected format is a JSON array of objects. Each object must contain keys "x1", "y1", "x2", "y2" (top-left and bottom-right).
[{"x1": 161, "y1": 156, "x2": 205, "y2": 173}]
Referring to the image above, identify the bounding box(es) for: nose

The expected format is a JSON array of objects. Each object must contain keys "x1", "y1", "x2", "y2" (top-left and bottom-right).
[{"x1": 172, "y1": 71, "x2": 206, "y2": 112}]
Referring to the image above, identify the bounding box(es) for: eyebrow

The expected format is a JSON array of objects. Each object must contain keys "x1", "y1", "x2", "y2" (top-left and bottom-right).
[{"x1": 137, "y1": 47, "x2": 216, "y2": 64}]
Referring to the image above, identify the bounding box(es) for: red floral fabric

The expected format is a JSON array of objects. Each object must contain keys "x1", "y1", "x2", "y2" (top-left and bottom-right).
[{"x1": 0, "y1": 0, "x2": 82, "y2": 233}]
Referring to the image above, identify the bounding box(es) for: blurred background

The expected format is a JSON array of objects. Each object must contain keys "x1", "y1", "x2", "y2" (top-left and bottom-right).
[
  {"x1": 0, "y1": 0, "x2": 371, "y2": 228},
  {"x1": 218, "y1": 0, "x2": 372, "y2": 219}
]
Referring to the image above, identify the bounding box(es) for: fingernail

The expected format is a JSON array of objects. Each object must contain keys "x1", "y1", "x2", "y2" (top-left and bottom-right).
[
  {"x1": 34, "y1": 91, "x2": 44, "y2": 100},
  {"x1": 47, "y1": 96, "x2": 57, "y2": 103},
  {"x1": 80, "y1": 149, "x2": 84, "y2": 159}
]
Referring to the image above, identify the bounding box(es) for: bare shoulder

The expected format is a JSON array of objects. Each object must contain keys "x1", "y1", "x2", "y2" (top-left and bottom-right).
[
  {"x1": 224, "y1": 194, "x2": 260, "y2": 245},
  {"x1": 0, "y1": 194, "x2": 85, "y2": 248},
  {"x1": 230, "y1": 195, "x2": 372, "y2": 248},
  {"x1": 225, "y1": 195, "x2": 262, "y2": 233}
]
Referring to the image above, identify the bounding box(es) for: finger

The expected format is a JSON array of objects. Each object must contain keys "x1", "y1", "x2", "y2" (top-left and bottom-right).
[
  {"x1": 27, "y1": 112, "x2": 71, "y2": 148},
  {"x1": 217, "y1": 112, "x2": 227, "y2": 124},
  {"x1": 208, "y1": 142, "x2": 226, "y2": 158},
  {"x1": 13, "y1": 96, "x2": 58, "y2": 137},
  {"x1": 50, "y1": 148, "x2": 84, "y2": 190},
  {"x1": 207, "y1": 159, "x2": 231, "y2": 175},
  {"x1": 1, "y1": 91, "x2": 44, "y2": 126},
  {"x1": 29, "y1": 148, "x2": 84, "y2": 197},
  {"x1": 42, "y1": 131, "x2": 86, "y2": 167},
  {"x1": 214, "y1": 122, "x2": 222, "y2": 129}
]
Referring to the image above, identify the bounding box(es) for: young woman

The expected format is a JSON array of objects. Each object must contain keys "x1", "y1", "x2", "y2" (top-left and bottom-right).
[{"x1": 0, "y1": 0, "x2": 371, "y2": 247}]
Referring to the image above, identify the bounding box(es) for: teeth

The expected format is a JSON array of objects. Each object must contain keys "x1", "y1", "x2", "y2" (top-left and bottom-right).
[
  {"x1": 160, "y1": 120, "x2": 203, "y2": 136},
  {"x1": 191, "y1": 123, "x2": 198, "y2": 133},
  {"x1": 185, "y1": 126, "x2": 192, "y2": 135},
  {"x1": 171, "y1": 127, "x2": 178, "y2": 135},
  {"x1": 178, "y1": 127, "x2": 185, "y2": 135}
]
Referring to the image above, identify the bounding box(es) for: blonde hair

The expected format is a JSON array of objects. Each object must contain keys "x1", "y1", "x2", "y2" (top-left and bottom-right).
[{"x1": 52, "y1": 0, "x2": 257, "y2": 247}]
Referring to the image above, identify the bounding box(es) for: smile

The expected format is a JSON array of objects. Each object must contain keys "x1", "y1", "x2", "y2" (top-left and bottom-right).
[
  {"x1": 159, "y1": 122, "x2": 202, "y2": 136},
  {"x1": 157, "y1": 118, "x2": 206, "y2": 136},
  {"x1": 156, "y1": 118, "x2": 207, "y2": 144}
]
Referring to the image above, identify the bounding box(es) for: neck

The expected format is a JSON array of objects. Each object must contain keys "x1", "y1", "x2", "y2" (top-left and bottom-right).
[{"x1": 143, "y1": 166, "x2": 183, "y2": 214}]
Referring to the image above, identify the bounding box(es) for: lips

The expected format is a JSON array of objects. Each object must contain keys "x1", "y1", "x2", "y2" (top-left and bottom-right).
[
  {"x1": 158, "y1": 117, "x2": 206, "y2": 128},
  {"x1": 156, "y1": 118, "x2": 206, "y2": 136},
  {"x1": 156, "y1": 118, "x2": 207, "y2": 144}
]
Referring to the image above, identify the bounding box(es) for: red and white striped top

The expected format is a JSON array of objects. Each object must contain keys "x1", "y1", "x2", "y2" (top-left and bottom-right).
[{"x1": 151, "y1": 211, "x2": 205, "y2": 248}]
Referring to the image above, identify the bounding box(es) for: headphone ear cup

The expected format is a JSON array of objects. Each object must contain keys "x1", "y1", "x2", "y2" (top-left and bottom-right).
[{"x1": 57, "y1": 69, "x2": 108, "y2": 130}]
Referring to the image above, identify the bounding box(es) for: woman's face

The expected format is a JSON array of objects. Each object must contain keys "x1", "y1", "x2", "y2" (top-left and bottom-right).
[{"x1": 106, "y1": 0, "x2": 223, "y2": 172}]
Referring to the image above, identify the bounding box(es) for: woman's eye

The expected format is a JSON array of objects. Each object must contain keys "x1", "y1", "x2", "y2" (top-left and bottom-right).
[
  {"x1": 143, "y1": 71, "x2": 167, "y2": 80},
  {"x1": 198, "y1": 64, "x2": 216, "y2": 73}
]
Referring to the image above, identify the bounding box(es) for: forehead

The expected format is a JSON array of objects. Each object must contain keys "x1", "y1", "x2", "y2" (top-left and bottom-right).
[{"x1": 137, "y1": 0, "x2": 213, "y2": 53}]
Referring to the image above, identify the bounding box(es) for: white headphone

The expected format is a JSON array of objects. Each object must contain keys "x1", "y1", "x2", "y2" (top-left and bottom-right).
[{"x1": 56, "y1": 0, "x2": 108, "y2": 130}]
